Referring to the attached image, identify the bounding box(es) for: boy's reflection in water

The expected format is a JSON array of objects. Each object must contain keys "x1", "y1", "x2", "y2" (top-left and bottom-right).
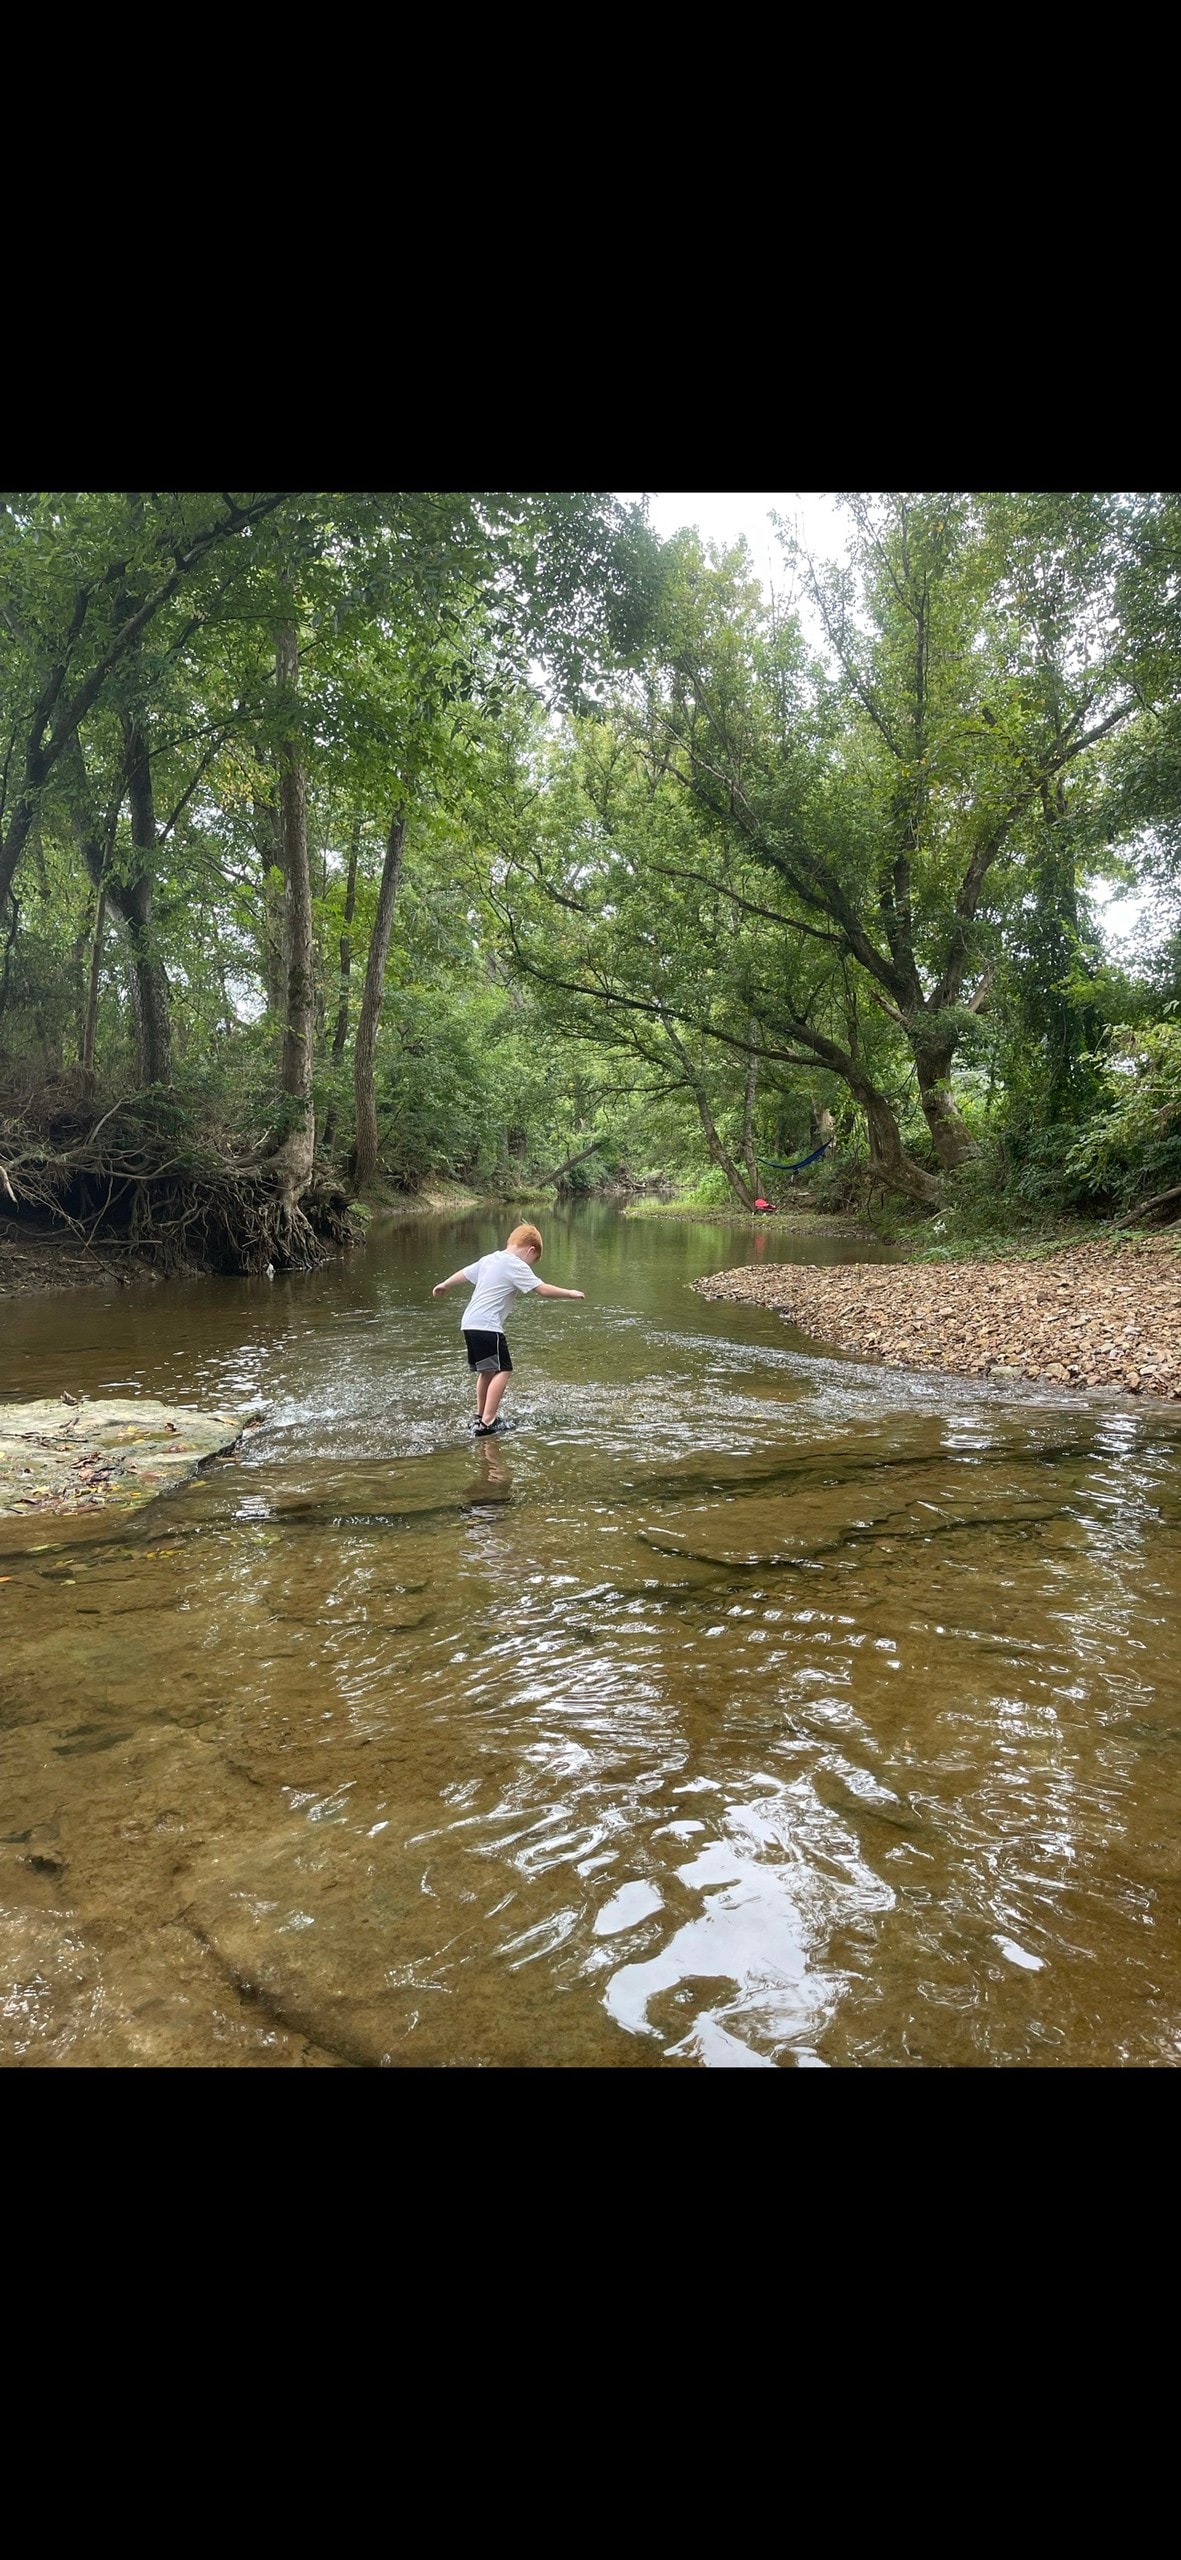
[{"x1": 463, "y1": 1436, "x2": 512, "y2": 1506}]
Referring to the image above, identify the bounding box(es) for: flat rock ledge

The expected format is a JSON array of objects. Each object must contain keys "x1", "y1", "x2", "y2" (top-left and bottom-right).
[
  {"x1": 0, "y1": 1398, "x2": 259, "y2": 1526},
  {"x1": 694, "y1": 1241, "x2": 1181, "y2": 1399}
]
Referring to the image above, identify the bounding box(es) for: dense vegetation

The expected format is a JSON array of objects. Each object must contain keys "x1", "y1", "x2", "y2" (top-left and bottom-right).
[{"x1": 2, "y1": 491, "x2": 1179, "y2": 1271}]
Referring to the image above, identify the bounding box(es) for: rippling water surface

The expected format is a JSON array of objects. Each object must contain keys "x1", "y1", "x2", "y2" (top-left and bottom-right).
[{"x1": 3, "y1": 1203, "x2": 1180, "y2": 2067}]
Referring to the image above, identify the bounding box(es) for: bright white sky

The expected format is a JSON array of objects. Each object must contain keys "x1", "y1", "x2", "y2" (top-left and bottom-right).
[{"x1": 617, "y1": 490, "x2": 847, "y2": 601}]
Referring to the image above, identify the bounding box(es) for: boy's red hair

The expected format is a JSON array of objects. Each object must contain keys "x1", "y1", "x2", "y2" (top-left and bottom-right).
[{"x1": 507, "y1": 1223, "x2": 543, "y2": 1258}]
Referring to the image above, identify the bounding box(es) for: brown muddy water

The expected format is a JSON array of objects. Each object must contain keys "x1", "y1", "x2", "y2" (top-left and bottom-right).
[{"x1": 3, "y1": 1203, "x2": 1180, "y2": 2069}]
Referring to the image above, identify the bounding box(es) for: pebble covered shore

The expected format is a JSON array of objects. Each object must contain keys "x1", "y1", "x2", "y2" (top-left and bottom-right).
[{"x1": 695, "y1": 1240, "x2": 1181, "y2": 1398}]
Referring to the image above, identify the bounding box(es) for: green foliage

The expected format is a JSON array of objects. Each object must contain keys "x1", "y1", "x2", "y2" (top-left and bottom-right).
[
  {"x1": 4, "y1": 492, "x2": 1181, "y2": 1243},
  {"x1": 371, "y1": 987, "x2": 549, "y2": 1188},
  {"x1": 865, "y1": 1140, "x2": 1095, "y2": 1257},
  {"x1": 680, "y1": 1164, "x2": 741, "y2": 1207},
  {"x1": 1065, "y1": 1017, "x2": 1181, "y2": 1205}
]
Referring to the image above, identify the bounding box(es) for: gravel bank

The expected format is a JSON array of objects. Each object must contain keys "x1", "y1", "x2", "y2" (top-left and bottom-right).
[{"x1": 695, "y1": 1240, "x2": 1181, "y2": 1398}]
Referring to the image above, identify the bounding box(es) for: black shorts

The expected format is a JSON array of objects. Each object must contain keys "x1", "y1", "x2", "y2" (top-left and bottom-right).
[{"x1": 463, "y1": 1329, "x2": 513, "y2": 1375}]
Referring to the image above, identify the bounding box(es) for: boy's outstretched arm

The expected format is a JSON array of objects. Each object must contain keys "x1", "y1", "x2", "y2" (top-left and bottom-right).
[
  {"x1": 535, "y1": 1283, "x2": 585, "y2": 1299},
  {"x1": 432, "y1": 1271, "x2": 471, "y2": 1296}
]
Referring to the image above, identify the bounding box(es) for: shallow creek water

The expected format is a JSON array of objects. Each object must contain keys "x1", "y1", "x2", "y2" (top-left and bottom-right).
[{"x1": 3, "y1": 1202, "x2": 1180, "y2": 2068}]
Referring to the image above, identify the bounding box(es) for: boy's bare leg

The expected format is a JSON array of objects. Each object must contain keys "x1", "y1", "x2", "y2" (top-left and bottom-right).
[
  {"x1": 475, "y1": 1371, "x2": 491, "y2": 1421},
  {"x1": 480, "y1": 1369, "x2": 510, "y2": 1428}
]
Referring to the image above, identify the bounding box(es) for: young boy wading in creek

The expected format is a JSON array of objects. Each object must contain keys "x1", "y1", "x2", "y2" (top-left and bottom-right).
[{"x1": 432, "y1": 1223, "x2": 585, "y2": 1433}]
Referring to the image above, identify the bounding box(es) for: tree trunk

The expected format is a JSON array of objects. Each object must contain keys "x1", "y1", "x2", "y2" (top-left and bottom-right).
[
  {"x1": 769, "y1": 1012, "x2": 941, "y2": 1209},
  {"x1": 912, "y1": 1023, "x2": 980, "y2": 1168},
  {"x1": 332, "y1": 816, "x2": 361, "y2": 1061},
  {"x1": 60, "y1": 725, "x2": 170, "y2": 1087},
  {"x1": 660, "y1": 1017, "x2": 755, "y2": 1204},
  {"x1": 64, "y1": 746, "x2": 122, "y2": 1068},
  {"x1": 861, "y1": 1079, "x2": 941, "y2": 1206},
  {"x1": 805, "y1": 988, "x2": 940, "y2": 1205},
  {"x1": 1028, "y1": 764, "x2": 1099, "y2": 1118},
  {"x1": 0, "y1": 803, "x2": 40, "y2": 940},
  {"x1": 265, "y1": 621, "x2": 317, "y2": 1219},
  {"x1": 110, "y1": 881, "x2": 171, "y2": 1084},
  {"x1": 698, "y1": 1101, "x2": 755, "y2": 1205},
  {"x1": 1123, "y1": 1182, "x2": 1181, "y2": 1226},
  {"x1": 689, "y1": 1073, "x2": 754, "y2": 1205},
  {"x1": 742, "y1": 1029, "x2": 760, "y2": 1197},
  {"x1": 105, "y1": 710, "x2": 172, "y2": 1086},
  {"x1": 321, "y1": 818, "x2": 361, "y2": 1156},
  {"x1": 81, "y1": 885, "x2": 106, "y2": 1081},
  {"x1": 353, "y1": 807, "x2": 407, "y2": 1193},
  {"x1": 253, "y1": 777, "x2": 286, "y2": 1019},
  {"x1": 540, "y1": 1135, "x2": 606, "y2": 1186},
  {"x1": 0, "y1": 894, "x2": 18, "y2": 1017}
]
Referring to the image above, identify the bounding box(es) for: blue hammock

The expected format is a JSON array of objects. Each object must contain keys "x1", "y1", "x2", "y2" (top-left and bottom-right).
[{"x1": 758, "y1": 1142, "x2": 831, "y2": 1178}]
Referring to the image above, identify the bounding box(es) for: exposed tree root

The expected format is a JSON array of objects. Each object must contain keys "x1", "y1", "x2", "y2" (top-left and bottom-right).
[
  {"x1": 0, "y1": 1093, "x2": 359, "y2": 1275},
  {"x1": 1120, "y1": 1182, "x2": 1181, "y2": 1227}
]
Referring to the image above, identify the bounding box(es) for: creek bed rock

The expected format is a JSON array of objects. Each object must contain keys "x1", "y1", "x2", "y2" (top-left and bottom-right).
[
  {"x1": 0, "y1": 1397, "x2": 259, "y2": 1532},
  {"x1": 694, "y1": 1240, "x2": 1181, "y2": 1398}
]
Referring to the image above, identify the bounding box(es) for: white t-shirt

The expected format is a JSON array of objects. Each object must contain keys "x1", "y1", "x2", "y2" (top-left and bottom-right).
[{"x1": 460, "y1": 1250, "x2": 543, "y2": 1334}]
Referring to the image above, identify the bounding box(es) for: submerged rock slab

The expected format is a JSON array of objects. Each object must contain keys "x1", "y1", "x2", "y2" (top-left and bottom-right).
[{"x1": 0, "y1": 1398, "x2": 259, "y2": 1525}]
